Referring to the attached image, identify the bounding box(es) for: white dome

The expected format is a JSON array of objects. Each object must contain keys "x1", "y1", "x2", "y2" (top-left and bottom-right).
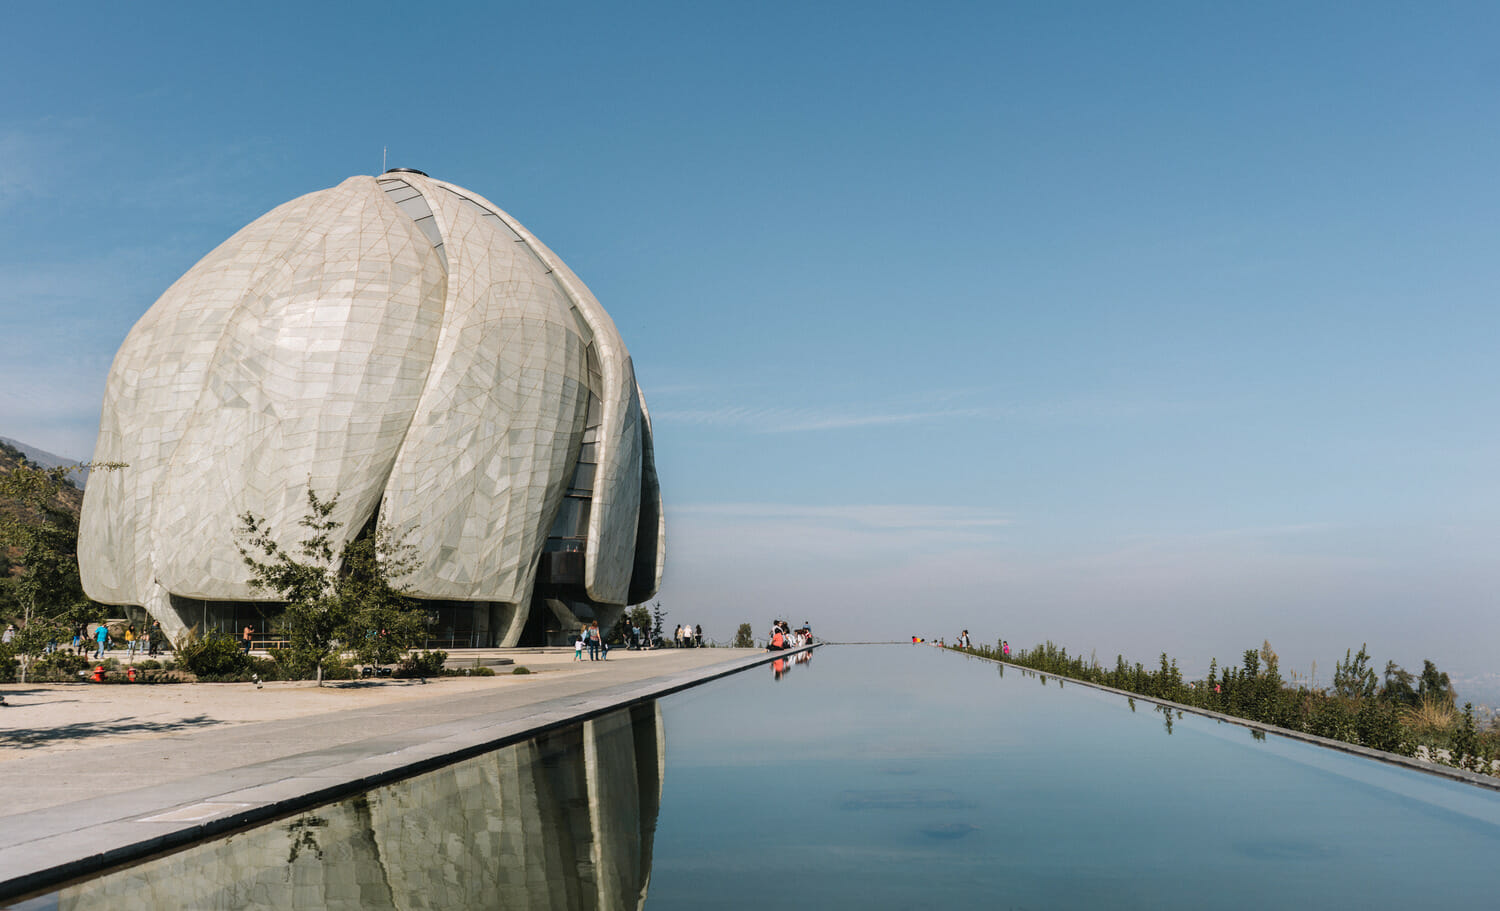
[{"x1": 79, "y1": 173, "x2": 663, "y2": 644}]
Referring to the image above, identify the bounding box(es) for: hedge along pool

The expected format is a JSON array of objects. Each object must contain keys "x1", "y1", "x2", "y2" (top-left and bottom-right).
[{"x1": 26, "y1": 645, "x2": 1500, "y2": 909}]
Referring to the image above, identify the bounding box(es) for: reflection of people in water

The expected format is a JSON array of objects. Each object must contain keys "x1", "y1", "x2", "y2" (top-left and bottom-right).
[{"x1": 772, "y1": 657, "x2": 787, "y2": 680}]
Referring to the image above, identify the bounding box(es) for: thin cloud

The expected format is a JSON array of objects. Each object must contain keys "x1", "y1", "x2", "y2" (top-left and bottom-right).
[
  {"x1": 653, "y1": 404, "x2": 985, "y2": 433},
  {"x1": 672, "y1": 502, "x2": 1012, "y2": 530},
  {"x1": 650, "y1": 389, "x2": 1196, "y2": 434}
]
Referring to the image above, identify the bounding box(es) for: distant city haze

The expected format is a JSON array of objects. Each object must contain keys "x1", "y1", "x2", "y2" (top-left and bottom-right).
[{"x1": 2, "y1": 5, "x2": 1496, "y2": 700}]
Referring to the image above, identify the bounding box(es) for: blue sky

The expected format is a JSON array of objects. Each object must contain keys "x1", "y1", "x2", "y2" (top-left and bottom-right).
[{"x1": 3, "y1": 2, "x2": 1498, "y2": 687}]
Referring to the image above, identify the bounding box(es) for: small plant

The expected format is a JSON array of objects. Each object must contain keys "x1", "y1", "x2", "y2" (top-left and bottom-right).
[
  {"x1": 1451, "y1": 703, "x2": 1483, "y2": 772},
  {"x1": 177, "y1": 631, "x2": 250, "y2": 678},
  {"x1": 512, "y1": 666, "x2": 531, "y2": 675},
  {"x1": 394, "y1": 650, "x2": 448, "y2": 678},
  {"x1": 1402, "y1": 695, "x2": 1457, "y2": 738}
]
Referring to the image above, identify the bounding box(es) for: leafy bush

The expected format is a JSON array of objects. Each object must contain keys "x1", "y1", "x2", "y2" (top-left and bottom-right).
[
  {"x1": 322, "y1": 658, "x2": 357, "y2": 681},
  {"x1": 1306, "y1": 697, "x2": 1356, "y2": 742},
  {"x1": 394, "y1": 650, "x2": 447, "y2": 678},
  {"x1": 177, "y1": 631, "x2": 250, "y2": 678},
  {"x1": 135, "y1": 659, "x2": 161, "y2": 670},
  {"x1": 266, "y1": 650, "x2": 355, "y2": 681},
  {"x1": 270, "y1": 647, "x2": 315, "y2": 680},
  {"x1": 512, "y1": 666, "x2": 531, "y2": 675},
  {"x1": 26, "y1": 651, "x2": 91, "y2": 682},
  {"x1": 444, "y1": 666, "x2": 496, "y2": 677},
  {"x1": 1355, "y1": 699, "x2": 1413, "y2": 755}
]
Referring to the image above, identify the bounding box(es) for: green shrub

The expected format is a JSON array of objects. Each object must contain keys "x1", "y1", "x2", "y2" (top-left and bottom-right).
[
  {"x1": 177, "y1": 632, "x2": 249, "y2": 678},
  {"x1": 269, "y1": 648, "x2": 319, "y2": 680},
  {"x1": 394, "y1": 650, "x2": 447, "y2": 678},
  {"x1": 512, "y1": 666, "x2": 530, "y2": 675},
  {"x1": 443, "y1": 666, "x2": 495, "y2": 677},
  {"x1": 134, "y1": 659, "x2": 162, "y2": 670},
  {"x1": 1306, "y1": 697, "x2": 1356, "y2": 742},
  {"x1": 28, "y1": 651, "x2": 91, "y2": 681},
  {"x1": 247, "y1": 656, "x2": 279, "y2": 679},
  {"x1": 322, "y1": 659, "x2": 357, "y2": 681}
]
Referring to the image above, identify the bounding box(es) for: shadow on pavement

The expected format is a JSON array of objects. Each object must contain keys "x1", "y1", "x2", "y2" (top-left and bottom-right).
[{"x1": 3, "y1": 714, "x2": 223, "y2": 750}]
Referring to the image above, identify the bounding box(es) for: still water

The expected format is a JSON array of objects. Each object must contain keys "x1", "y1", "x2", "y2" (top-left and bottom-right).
[{"x1": 32, "y1": 645, "x2": 1500, "y2": 909}]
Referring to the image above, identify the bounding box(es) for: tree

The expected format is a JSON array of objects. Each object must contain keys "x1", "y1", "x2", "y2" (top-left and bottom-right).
[
  {"x1": 237, "y1": 488, "x2": 422, "y2": 684},
  {"x1": 0, "y1": 460, "x2": 117, "y2": 682},
  {"x1": 1333, "y1": 644, "x2": 1378, "y2": 701},
  {"x1": 625, "y1": 604, "x2": 652, "y2": 635},
  {"x1": 1380, "y1": 661, "x2": 1418, "y2": 707},
  {"x1": 650, "y1": 601, "x2": 666, "y2": 642},
  {"x1": 337, "y1": 522, "x2": 423, "y2": 666},
  {"x1": 732, "y1": 623, "x2": 754, "y2": 648},
  {"x1": 1417, "y1": 659, "x2": 1455, "y2": 708}
]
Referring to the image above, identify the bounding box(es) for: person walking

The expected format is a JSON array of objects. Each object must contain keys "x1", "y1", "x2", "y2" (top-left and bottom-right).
[
  {"x1": 241, "y1": 625, "x2": 254, "y2": 655},
  {"x1": 94, "y1": 622, "x2": 109, "y2": 658},
  {"x1": 148, "y1": 620, "x2": 163, "y2": 657},
  {"x1": 695, "y1": 624, "x2": 704, "y2": 648},
  {"x1": 123, "y1": 625, "x2": 137, "y2": 660}
]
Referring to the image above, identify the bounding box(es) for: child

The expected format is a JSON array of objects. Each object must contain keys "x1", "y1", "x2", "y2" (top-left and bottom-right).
[{"x1": 574, "y1": 635, "x2": 585, "y2": 661}]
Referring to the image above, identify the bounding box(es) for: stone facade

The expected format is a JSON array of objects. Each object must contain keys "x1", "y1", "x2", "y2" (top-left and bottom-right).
[{"x1": 79, "y1": 172, "x2": 664, "y2": 644}]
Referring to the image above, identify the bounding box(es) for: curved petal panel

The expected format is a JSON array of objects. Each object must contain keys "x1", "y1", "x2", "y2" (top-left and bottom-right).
[
  {"x1": 151, "y1": 178, "x2": 447, "y2": 598},
  {"x1": 628, "y1": 383, "x2": 665, "y2": 604},
  {"x1": 447, "y1": 186, "x2": 645, "y2": 605},
  {"x1": 379, "y1": 175, "x2": 589, "y2": 607},
  {"x1": 80, "y1": 187, "x2": 366, "y2": 603}
]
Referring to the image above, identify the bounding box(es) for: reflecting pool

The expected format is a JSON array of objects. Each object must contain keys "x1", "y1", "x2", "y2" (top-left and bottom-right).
[{"x1": 30, "y1": 645, "x2": 1500, "y2": 909}]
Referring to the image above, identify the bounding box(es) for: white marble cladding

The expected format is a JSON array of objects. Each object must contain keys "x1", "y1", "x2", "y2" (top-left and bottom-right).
[{"x1": 80, "y1": 174, "x2": 664, "y2": 635}]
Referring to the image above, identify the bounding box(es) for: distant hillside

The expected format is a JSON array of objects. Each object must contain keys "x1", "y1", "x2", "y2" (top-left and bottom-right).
[
  {"x1": 0, "y1": 436, "x2": 88, "y2": 484},
  {"x1": 0, "y1": 439, "x2": 87, "y2": 621},
  {"x1": 0, "y1": 439, "x2": 84, "y2": 514}
]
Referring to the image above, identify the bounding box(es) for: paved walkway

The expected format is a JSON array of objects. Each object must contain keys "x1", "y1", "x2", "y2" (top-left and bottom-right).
[{"x1": 0, "y1": 645, "x2": 799, "y2": 901}]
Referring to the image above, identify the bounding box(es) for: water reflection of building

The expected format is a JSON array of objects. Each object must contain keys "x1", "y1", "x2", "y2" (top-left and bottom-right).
[{"x1": 57, "y1": 703, "x2": 664, "y2": 910}]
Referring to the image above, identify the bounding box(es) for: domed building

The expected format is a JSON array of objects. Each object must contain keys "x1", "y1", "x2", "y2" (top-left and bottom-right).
[{"x1": 79, "y1": 170, "x2": 664, "y2": 646}]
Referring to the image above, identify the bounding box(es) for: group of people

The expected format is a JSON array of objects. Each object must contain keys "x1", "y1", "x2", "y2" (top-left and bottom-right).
[
  {"x1": 912, "y1": 631, "x2": 1007, "y2": 657},
  {"x1": 573, "y1": 622, "x2": 609, "y2": 661},
  {"x1": 58, "y1": 620, "x2": 166, "y2": 659},
  {"x1": 673, "y1": 624, "x2": 703, "y2": 648},
  {"x1": 766, "y1": 620, "x2": 812, "y2": 651}
]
